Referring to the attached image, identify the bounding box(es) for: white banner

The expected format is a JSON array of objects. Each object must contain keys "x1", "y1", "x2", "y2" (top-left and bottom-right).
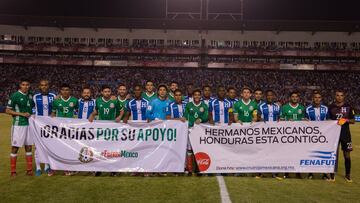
[
  {"x1": 29, "y1": 117, "x2": 188, "y2": 172},
  {"x1": 189, "y1": 121, "x2": 341, "y2": 173}
]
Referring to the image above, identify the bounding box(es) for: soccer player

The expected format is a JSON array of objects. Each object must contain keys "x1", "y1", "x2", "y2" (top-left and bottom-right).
[
  {"x1": 233, "y1": 87, "x2": 258, "y2": 124},
  {"x1": 33, "y1": 79, "x2": 56, "y2": 176},
  {"x1": 305, "y1": 91, "x2": 330, "y2": 180},
  {"x1": 141, "y1": 80, "x2": 157, "y2": 102},
  {"x1": 202, "y1": 85, "x2": 214, "y2": 106},
  {"x1": 51, "y1": 84, "x2": 78, "y2": 176},
  {"x1": 6, "y1": 78, "x2": 34, "y2": 177},
  {"x1": 166, "y1": 89, "x2": 187, "y2": 121},
  {"x1": 280, "y1": 91, "x2": 305, "y2": 179},
  {"x1": 51, "y1": 84, "x2": 78, "y2": 118},
  {"x1": 89, "y1": 85, "x2": 121, "y2": 177},
  {"x1": 78, "y1": 86, "x2": 95, "y2": 120},
  {"x1": 184, "y1": 89, "x2": 209, "y2": 175},
  {"x1": 253, "y1": 88, "x2": 264, "y2": 105},
  {"x1": 227, "y1": 87, "x2": 238, "y2": 106},
  {"x1": 208, "y1": 86, "x2": 232, "y2": 125},
  {"x1": 257, "y1": 90, "x2": 282, "y2": 180},
  {"x1": 168, "y1": 81, "x2": 178, "y2": 101},
  {"x1": 184, "y1": 89, "x2": 209, "y2": 127},
  {"x1": 328, "y1": 90, "x2": 355, "y2": 182},
  {"x1": 280, "y1": 91, "x2": 305, "y2": 121},
  {"x1": 116, "y1": 84, "x2": 129, "y2": 122},
  {"x1": 124, "y1": 85, "x2": 149, "y2": 122},
  {"x1": 227, "y1": 87, "x2": 238, "y2": 124},
  {"x1": 184, "y1": 83, "x2": 194, "y2": 103},
  {"x1": 147, "y1": 84, "x2": 171, "y2": 121}
]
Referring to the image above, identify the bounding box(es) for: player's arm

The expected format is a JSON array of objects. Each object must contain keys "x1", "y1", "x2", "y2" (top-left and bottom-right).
[
  {"x1": 252, "y1": 105, "x2": 258, "y2": 122},
  {"x1": 348, "y1": 107, "x2": 356, "y2": 124},
  {"x1": 88, "y1": 109, "x2": 98, "y2": 122},
  {"x1": 208, "y1": 103, "x2": 215, "y2": 125},
  {"x1": 88, "y1": 101, "x2": 98, "y2": 122},
  {"x1": 257, "y1": 106, "x2": 264, "y2": 122},
  {"x1": 233, "y1": 103, "x2": 242, "y2": 124}
]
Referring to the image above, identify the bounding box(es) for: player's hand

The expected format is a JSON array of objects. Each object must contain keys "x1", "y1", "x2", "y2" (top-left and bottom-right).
[
  {"x1": 338, "y1": 118, "x2": 348, "y2": 125},
  {"x1": 209, "y1": 120, "x2": 215, "y2": 125},
  {"x1": 237, "y1": 121, "x2": 243, "y2": 125},
  {"x1": 180, "y1": 117, "x2": 186, "y2": 122},
  {"x1": 22, "y1": 112, "x2": 31, "y2": 118},
  {"x1": 115, "y1": 117, "x2": 121, "y2": 123},
  {"x1": 88, "y1": 117, "x2": 94, "y2": 122},
  {"x1": 195, "y1": 119, "x2": 201, "y2": 124},
  {"x1": 123, "y1": 119, "x2": 128, "y2": 124}
]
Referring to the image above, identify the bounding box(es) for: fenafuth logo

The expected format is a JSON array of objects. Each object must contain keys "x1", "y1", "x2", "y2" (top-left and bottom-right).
[
  {"x1": 78, "y1": 147, "x2": 94, "y2": 163},
  {"x1": 300, "y1": 151, "x2": 336, "y2": 166},
  {"x1": 195, "y1": 152, "x2": 211, "y2": 172}
]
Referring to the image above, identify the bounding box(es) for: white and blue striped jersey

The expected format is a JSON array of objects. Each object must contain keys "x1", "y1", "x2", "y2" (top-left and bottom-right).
[
  {"x1": 184, "y1": 96, "x2": 193, "y2": 103},
  {"x1": 78, "y1": 98, "x2": 96, "y2": 119},
  {"x1": 33, "y1": 92, "x2": 56, "y2": 116},
  {"x1": 258, "y1": 102, "x2": 281, "y2": 122},
  {"x1": 202, "y1": 97, "x2": 215, "y2": 106},
  {"x1": 306, "y1": 104, "x2": 329, "y2": 121},
  {"x1": 209, "y1": 98, "x2": 232, "y2": 123},
  {"x1": 166, "y1": 101, "x2": 187, "y2": 118},
  {"x1": 127, "y1": 98, "x2": 149, "y2": 121},
  {"x1": 228, "y1": 98, "x2": 239, "y2": 106}
]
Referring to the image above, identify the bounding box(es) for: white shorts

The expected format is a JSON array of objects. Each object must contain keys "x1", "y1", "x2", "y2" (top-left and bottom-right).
[{"x1": 11, "y1": 125, "x2": 33, "y2": 147}]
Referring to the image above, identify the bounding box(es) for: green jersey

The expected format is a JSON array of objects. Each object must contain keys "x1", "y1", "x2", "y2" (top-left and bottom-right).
[
  {"x1": 168, "y1": 92, "x2": 175, "y2": 102},
  {"x1": 233, "y1": 99, "x2": 258, "y2": 123},
  {"x1": 52, "y1": 96, "x2": 78, "y2": 118},
  {"x1": 280, "y1": 103, "x2": 305, "y2": 121},
  {"x1": 7, "y1": 90, "x2": 34, "y2": 126},
  {"x1": 184, "y1": 101, "x2": 209, "y2": 127},
  {"x1": 95, "y1": 97, "x2": 119, "y2": 121},
  {"x1": 141, "y1": 92, "x2": 157, "y2": 102},
  {"x1": 116, "y1": 96, "x2": 128, "y2": 121}
]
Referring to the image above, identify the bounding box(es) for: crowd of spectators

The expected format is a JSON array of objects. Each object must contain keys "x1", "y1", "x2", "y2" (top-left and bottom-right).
[{"x1": 1, "y1": 64, "x2": 359, "y2": 112}]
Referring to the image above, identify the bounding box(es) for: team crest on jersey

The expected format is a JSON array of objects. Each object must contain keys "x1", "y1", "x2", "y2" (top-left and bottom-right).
[
  {"x1": 298, "y1": 109, "x2": 302, "y2": 114},
  {"x1": 249, "y1": 106, "x2": 254, "y2": 111},
  {"x1": 341, "y1": 107, "x2": 347, "y2": 113},
  {"x1": 78, "y1": 147, "x2": 94, "y2": 163},
  {"x1": 110, "y1": 103, "x2": 115, "y2": 108},
  {"x1": 69, "y1": 102, "x2": 74, "y2": 107},
  {"x1": 199, "y1": 107, "x2": 204, "y2": 112}
]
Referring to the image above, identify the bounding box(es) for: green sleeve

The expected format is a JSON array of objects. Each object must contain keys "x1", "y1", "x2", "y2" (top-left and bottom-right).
[
  {"x1": 280, "y1": 106, "x2": 285, "y2": 119},
  {"x1": 7, "y1": 93, "x2": 16, "y2": 109},
  {"x1": 233, "y1": 102, "x2": 239, "y2": 114},
  {"x1": 184, "y1": 104, "x2": 189, "y2": 120},
  {"x1": 200, "y1": 104, "x2": 209, "y2": 123},
  {"x1": 52, "y1": 100, "x2": 58, "y2": 113}
]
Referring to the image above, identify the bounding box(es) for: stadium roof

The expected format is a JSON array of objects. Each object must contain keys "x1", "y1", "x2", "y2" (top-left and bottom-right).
[{"x1": 0, "y1": 0, "x2": 359, "y2": 32}]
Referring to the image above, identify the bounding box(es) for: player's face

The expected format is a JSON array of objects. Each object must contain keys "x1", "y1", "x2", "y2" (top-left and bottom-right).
[
  {"x1": 117, "y1": 86, "x2": 127, "y2": 97},
  {"x1": 290, "y1": 93, "x2": 299, "y2": 104},
  {"x1": 217, "y1": 88, "x2": 226, "y2": 99},
  {"x1": 102, "y1": 88, "x2": 111, "y2": 99},
  {"x1": 60, "y1": 87, "x2": 70, "y2": 97},
  {"x1": 335, "y1": 92, "x2": 345, "y2": 103},
  {"x1": 158, "y1": 87, "x2": 167, "y2": 98},
  {"x1": 313, "y1": 94, "x2": 322, "y2": 105},
  {"x1": 82, "y1": 89, "x2": 91, "y2": 100},
  {"x1": 19, "y1": 81, "x2": 30, "y2": 93},
  {"x1": 174, "y1": 92, "x2": 182, "y2": 103},
  {"x1": 145, "y1": 82, "x2": 154, "y2": 92},
  {"x1": 241, "y1": 89, "x2": 251, "y2": 100},
  {"x1": 187, "y1": 85, "x2": 194, "y2": 95},
  {"x1": 39, "y1": 80, "x2": 49, "y2": 94},
  {"x1": 266, "y1": 91, "x2": 274, "y2": 103},
  {"x1": 254, "y1": 90, "x2": 263, "y2": 101},
  {"x1": 227, "y1": 89, "x2": 237, "y2": 99},
  {"x1": 203, "y1": 87, "x2": 211, "y2": 98},
  {"x1": 193, "y1": 92, "x2": 201, "y2": 103},
  {"x1": 134, "y1": 86, "x2": 142, "y2": 98},
  {"x1": 170, "y1": 83, "x2": 178, "y2": 92}
]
